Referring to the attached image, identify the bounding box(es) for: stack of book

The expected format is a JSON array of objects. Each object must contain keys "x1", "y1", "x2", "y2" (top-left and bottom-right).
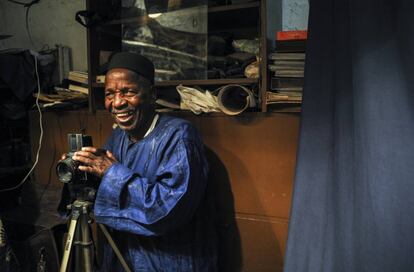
[
  {"x1": 68, "y1": 71, "x2": 89, "y2": 95},
  {"x1": 266, "y1": 31, "x2": 306, "y2": 111}
]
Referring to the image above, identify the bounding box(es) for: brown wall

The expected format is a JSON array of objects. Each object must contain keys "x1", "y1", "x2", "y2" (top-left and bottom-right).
[{"x1": 29, "y1": 111, "x2": 300, "y2": 271}]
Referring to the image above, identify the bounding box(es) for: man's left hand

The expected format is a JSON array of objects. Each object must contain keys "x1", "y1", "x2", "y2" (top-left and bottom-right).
[{"x1": 72, "y1": 147, "x2": 118, "y2": 178}]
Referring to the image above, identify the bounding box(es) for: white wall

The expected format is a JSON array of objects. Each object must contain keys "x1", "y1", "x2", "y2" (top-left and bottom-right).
[
  {"x1": 267, "y1": 0, "x2": 282, "y2": 40},
  {"x1": 0, "y1": 0, "x2": 87, "y2": 71},
  {"x1": 282, "y1": 0, "x2": 309, "y2": 31},
  {"x1": 267, "y1": 0, "x2": 308, "y2": 50},
  {"x1": 267, "y1": 0, "x2": 309, "y2": 38}
]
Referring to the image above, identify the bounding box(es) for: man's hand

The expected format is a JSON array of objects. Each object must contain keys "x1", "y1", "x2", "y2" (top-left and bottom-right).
[{"x1": 72, "y1": 147, "x2": 118, "y2": 178}]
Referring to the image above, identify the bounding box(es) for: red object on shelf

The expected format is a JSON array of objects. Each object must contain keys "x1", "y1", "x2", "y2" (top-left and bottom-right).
[{"x1": 276, "y1": 30, "x2": 308, "y2": 41}]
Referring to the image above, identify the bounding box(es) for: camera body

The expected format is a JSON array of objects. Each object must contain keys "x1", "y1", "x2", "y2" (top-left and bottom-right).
[{"x1": 56, "y1": 134, "x2": 92, "y2": 184}]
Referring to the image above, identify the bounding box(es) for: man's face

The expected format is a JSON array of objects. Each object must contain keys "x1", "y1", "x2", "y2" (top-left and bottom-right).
[{"x1": 104, "y1": 68, "x2": 153, "y2": 133}]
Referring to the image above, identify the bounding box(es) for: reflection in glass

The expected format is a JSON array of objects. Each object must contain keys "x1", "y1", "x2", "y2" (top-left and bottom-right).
[{"x1": 122, "y1": 0, "x2": 207, "y2": 81}]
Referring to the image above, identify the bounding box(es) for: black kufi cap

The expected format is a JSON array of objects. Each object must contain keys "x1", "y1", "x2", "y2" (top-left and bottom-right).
[{"x1": 104, "y1": 52, "x2": 155, "y2": 84}]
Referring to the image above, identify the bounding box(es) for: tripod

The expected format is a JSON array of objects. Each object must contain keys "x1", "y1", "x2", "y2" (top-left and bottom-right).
[{"x1": 60, "y1": 200, "x2": 131, "y2": 272}]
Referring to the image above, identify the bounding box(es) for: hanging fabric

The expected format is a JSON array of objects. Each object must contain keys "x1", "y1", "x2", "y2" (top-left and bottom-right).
[{"x1": 285, "y1": 1, "x2": 414, "y2": 271}]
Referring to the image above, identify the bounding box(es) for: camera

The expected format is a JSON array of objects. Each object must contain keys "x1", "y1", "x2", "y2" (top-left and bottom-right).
[{"x1": 56, "y1": 134, "x2": 92, "y2": 183}]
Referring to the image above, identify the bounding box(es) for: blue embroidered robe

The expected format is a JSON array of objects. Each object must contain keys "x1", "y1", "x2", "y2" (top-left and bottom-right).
[{"x1": 94, "y1": 115, "x2": 217, "y2": 271}]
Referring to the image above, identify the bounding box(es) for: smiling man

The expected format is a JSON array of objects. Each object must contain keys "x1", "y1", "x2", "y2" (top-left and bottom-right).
[{"x1": 70, "y1": 52, "x2": 217, "y2": 271}]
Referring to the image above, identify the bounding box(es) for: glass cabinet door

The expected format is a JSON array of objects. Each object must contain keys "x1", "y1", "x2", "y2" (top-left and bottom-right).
[{"x1": 122, "y1": 0, "x2": 207, "y2": 81}]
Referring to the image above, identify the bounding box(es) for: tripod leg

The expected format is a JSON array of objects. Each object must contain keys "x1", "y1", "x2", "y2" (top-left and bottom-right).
[
  {"x1": 60, "y1": 218, "x2": 78, "y2": 272},
  {"x1": 79, "y1": 213, "x2": 94, "y2": 272},
  {"x1": 98, "y1": 224, "x2": 132, "y2": 272},
  {"x1": 60, "y1": 200, "x2": 96, "y2": 272}
]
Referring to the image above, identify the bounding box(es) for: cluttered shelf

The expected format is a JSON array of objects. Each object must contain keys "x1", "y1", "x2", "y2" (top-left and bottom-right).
[
  {"x1": 103, "y1": 1, "x2": 260, "y2": 26},
  {"x1": 86, "y1": 0, "x2": 265, "y2": 113},
  {"x1": 91, "y1": 78, "x2": 258, "y2": 88},
  {"x1": 265, "y1": 31, "x2": 307, "y2": 112}
]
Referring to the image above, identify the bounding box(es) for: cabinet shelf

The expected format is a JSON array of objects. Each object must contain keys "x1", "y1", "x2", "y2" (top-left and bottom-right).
[
  {"x1": 155, "y1": 78, "x2": 258, "y2": 87},
  {"x1": 92, "y1": 78, "x2": 258, "y2": 88},
  {"x1": 208, "y1": 1, "x2": 259, "y2": 13}
]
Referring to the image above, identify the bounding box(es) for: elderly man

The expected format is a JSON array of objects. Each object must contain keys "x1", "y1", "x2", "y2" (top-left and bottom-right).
[{"x1": 70, "y1": 52, "x2": 217, "y2": 271}]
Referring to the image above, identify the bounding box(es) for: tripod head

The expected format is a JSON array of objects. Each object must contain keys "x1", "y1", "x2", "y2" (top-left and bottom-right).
[{"x1": 67, "y1": 183, "x2": 97, "y2": 202}]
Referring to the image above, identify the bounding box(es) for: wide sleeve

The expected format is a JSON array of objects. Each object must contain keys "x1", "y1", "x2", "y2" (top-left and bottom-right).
[{"x1": 93, "y1": 137, "x2": 208, "y2": 236}]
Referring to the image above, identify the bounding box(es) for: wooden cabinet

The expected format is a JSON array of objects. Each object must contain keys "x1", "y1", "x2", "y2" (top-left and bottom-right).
[{"x1": 86, "y1": 0, "x2": 268, "y2": 112}]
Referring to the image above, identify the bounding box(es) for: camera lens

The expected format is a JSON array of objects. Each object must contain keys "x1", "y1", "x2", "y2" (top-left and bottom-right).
[{"x1": 56, "y1": 157, "x2": 78, "y2": 183}]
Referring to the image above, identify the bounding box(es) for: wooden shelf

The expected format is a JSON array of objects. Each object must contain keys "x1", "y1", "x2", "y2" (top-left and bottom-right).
[
  {"x1": 104, "y1": 16, "x2": 147, "y2": 26},
  {"x1": 103, "y1": 1, "x2": 260, "y2": 26},
  {"x1": 156, "y1": 78, "x2": 258, "y2": 87},
  {"x1": 208, "y1": 1, "x2": 260, "y2": 13},
  {"x1": 92, "y1": 78, "x2": 258, "y2": 88}
]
